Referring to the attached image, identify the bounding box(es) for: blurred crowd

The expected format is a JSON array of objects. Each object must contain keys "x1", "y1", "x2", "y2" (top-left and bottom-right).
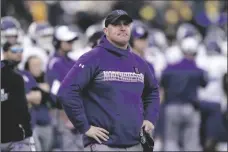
[{"x1": 1, "y1": 0, "x2": 227, "y2": 151}]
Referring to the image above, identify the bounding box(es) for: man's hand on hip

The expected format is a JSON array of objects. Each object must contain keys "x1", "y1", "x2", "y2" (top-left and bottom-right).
[
  {"x1": 85, "y1": 126, "x2": 109, "y2": 144},
  {"x1": 142, "y1": 120, "x2": 154, "y2": 133}
]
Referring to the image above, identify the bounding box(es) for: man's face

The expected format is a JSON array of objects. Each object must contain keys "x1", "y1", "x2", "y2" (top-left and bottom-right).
[
  {"x1": 133, "y1": 38, "x2": 149, "y2": 52},
  {"x1": 4, "y1": 46, "x2": 23, "y2": 63},
  {"x1": 27, "y1": 57, "x2": 43, "y2": 77},
  {"x1": 37, "y1": 35, "x2": 54, "y2": 53},
  {"x1": 104, "y1": 20, "x2": 131, "y2": 47},
  {"x1": 60, "y1": 39, "x2": 75, "y2": 53}
]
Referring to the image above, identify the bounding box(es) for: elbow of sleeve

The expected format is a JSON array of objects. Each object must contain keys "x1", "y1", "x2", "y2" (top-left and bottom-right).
[
  {"x1": 67, "y1": 113, "x2": 90, "y2": 134},
  {"x1": 78, "y1": 120, "x2": 90, "y2": 134}
]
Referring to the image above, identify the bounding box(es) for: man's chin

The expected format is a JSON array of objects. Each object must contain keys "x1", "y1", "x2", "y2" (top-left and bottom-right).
[
  {"x1": 64, "y1": 49, "x2": 72, "y2": 53},
  {"x1": 116, "y1": 39, "x2": 129, "y2": 46}
]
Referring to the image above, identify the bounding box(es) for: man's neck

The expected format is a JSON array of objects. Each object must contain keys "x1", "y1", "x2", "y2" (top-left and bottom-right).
[
  {"x1": 58, "y1": 49, "x2": 67, "y2": 56},
  {"x1": 106, "y1": 37, "x2": 128, "y2": 50},
  {"x1": 184, "y1": 54, "x2": 195, "y2": 60}
]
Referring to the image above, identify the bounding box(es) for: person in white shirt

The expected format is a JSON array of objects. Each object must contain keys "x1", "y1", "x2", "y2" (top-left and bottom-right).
[
  {"x1": 198, "y1": 39, "x2": 227, "y2": 151},
  {"x1": 165, "y1": 23, "x2": 202, "y2": 65},
  {"x1": 68, "y1": 24, "x2": 103, "y2": 61}
]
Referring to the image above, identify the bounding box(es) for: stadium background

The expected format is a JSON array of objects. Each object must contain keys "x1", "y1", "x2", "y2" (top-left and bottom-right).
[{"x1": 1, "y1": 0, "x2": 227, "y2": 151}]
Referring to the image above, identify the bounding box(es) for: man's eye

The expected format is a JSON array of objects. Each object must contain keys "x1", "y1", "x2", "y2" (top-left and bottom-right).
[
  {"x1": 112, "y1": 22, "x2": 119, "y2": 26},
  {"x1": 114, "y1": 21, "x2": 122, "y2": 26},
  {"x1": 124, "y1": 22, "x2": 130, "y2": 26},
  {"x1": 112, "y1": 21, "x2": 130, "y2": 26}
]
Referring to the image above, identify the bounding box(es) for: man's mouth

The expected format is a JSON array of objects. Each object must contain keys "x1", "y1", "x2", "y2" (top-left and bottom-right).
[{"x1": 118, "y1": 33, "x2": 128, "y2": 37}]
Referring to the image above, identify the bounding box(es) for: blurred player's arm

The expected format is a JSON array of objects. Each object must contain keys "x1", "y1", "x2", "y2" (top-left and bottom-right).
[
  {"x1": 31, "y1": 85, "x2": 62, "y2": 109},
  {"x1": 159, "y1": 68, "x2": 168, "y2": 104},
  {"x1": 25, "y1": 73, "x2": 42, "y2": 105},
  {"x1": 38, "y1": 82, "x2": 50, "y2": 92},
  {"x1": 200, "y1": 70, "x2": 208, "y2": 88},
  {"x1": 26, "y1": 90, "x2": 41, "y2": 105}
]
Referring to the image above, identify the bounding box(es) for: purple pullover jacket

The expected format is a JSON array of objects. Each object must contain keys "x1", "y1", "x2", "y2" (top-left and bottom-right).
[{"x1": 58, "y1": 35, "x2": 160, "y2": 147}]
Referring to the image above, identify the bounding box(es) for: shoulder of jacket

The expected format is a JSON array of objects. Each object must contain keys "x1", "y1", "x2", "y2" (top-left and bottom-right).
[
  {"x1": 4, "y1": 68, "x2": 24, "y2": 83},
  {"x1": 130, "y1": 52, "x2": 148, "y2": 66},
  {"x1": 17, "y1": 70, "x2": 33, "y2": 79},
  {"x1": 78, "y1": 47, "x2": 103, "y2": 64},
  {"x1": 48, "y1": 57, "x2": 61, "y2": 70}
]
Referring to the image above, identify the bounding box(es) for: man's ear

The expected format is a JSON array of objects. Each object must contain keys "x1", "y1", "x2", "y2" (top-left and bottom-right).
[
  {"x1": 3, "y1": 51, "x2": 8, "y2": 59},
  {"x1": 103, "y1": 27, "x2": 108, "y2": 35}
]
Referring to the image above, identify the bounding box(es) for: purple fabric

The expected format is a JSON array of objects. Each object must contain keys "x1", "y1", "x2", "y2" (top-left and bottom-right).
[
  {"x1": 16, "y1": 70, "x2": 38, "y2": 94},
  {"x1": 58, "y1": 35, "x2": 160, "y2": 147},
  {"x1": 46, "y1": 52, "x2": 76, "y2": 86},
  {"x1": 160, "y1": 58, "x2": 208, "y2": 104}
]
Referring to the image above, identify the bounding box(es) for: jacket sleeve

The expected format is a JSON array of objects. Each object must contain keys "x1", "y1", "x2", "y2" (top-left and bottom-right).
[
  {"x1": 14, "y1": 73, "x2": 31, "y2": 128},
  {"x1": 57, "y1": 52, "x2": 99, "y2": 134},
  {"x1": 20, "y1": 71, "x2": 38, "y2": 94},
  {"x1": 45, "y1": 59, "x2": 61, "y2": 90},
  {"x1": 142, "y1": 62, "x2": 160, "y2": 126},
  {"x1": 31, "y1": 86, "x2": 62, "y2": 109}
]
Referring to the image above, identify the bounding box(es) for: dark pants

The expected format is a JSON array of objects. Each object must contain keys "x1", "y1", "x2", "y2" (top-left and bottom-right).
[{"x1": 199, "y1": 101, "x2": 221, "y2": 146}]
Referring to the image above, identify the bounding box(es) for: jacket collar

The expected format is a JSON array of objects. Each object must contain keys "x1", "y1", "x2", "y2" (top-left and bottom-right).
[
  {"x1": 97, "y1": 35, "x2": 131, "y2": 57},
  {"x1": 1, "y1": 60, "x2": 17, "y2": 69}
]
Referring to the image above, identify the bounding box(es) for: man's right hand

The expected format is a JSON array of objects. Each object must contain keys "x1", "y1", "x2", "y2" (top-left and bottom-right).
[{"x1": 85, "y1": 126, "x2": 109, "y2": 144}]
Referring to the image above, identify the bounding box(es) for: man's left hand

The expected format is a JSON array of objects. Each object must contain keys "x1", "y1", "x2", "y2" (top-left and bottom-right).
[{"x1": 142, "y1": 120, "x2": 154, "y2": 133}]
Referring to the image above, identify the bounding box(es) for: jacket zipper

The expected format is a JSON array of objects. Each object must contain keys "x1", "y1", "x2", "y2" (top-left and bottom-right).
[{"x1": 19, "y1": 124, "x2": 25, "y2": 139}]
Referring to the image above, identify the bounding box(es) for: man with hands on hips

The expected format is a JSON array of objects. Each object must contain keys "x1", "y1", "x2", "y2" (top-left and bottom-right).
[
  {"x1": 85, "y1": 121, "x2": 155, "y2": 145},
  {"x1": 58, "y1": 10, "x2": 160, "y2": 151}
]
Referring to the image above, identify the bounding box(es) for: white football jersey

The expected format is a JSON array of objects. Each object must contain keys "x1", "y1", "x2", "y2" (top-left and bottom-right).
[
  {"x1": 164, "y1": 45, "x2": 183, "y2": 65},
  {"x1": 144, "y1": 46, "x2": 167, "y2": 79},
  {"x1": 198, "y1": 55, "x2": 227, "y2": 105}
]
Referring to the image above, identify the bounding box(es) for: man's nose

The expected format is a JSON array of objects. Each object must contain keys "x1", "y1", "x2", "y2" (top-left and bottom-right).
[
  {"x1": 120, "y1": 24, "x2": 126, "y2": 30},
  {"x1": 17, "y1": 53, "x2": 22, "y2": 57}
]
